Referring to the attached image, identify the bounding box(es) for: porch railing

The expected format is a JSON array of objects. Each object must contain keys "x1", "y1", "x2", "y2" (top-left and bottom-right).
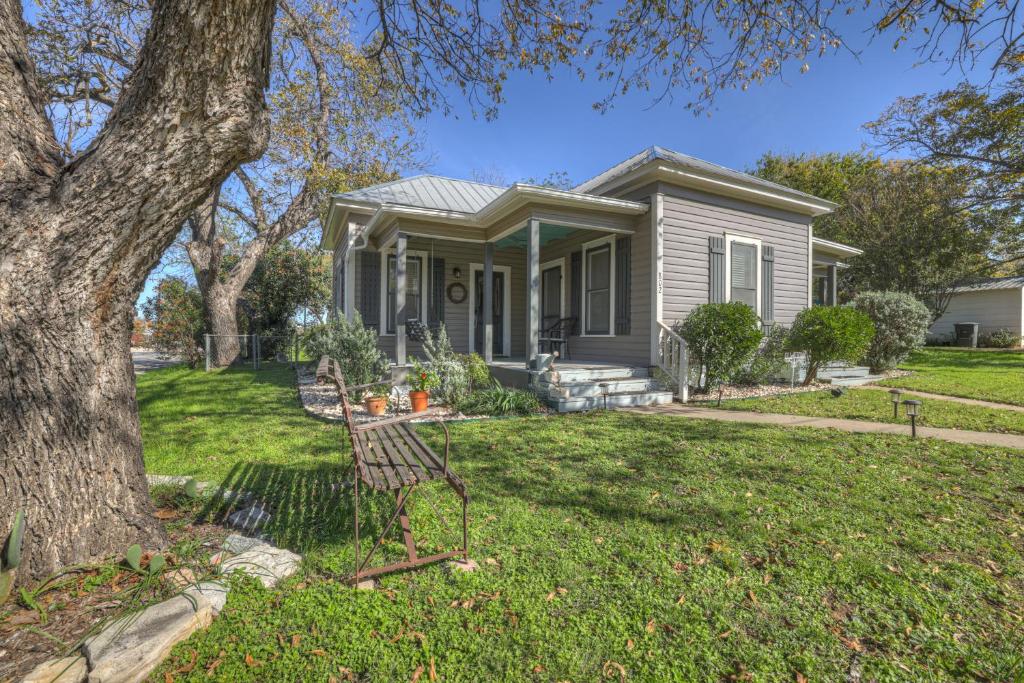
[{"x1": 656, "y1": 321, "x2": 688, "y2": 403}]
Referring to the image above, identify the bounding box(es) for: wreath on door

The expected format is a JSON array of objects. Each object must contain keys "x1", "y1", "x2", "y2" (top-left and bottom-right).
[{"x1": 446, "y1": 281, "x2": 467, "y2": 304}]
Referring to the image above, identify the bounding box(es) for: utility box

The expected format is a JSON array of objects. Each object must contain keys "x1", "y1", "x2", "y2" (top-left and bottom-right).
[{"x1": 954, "y1": 322, "x2": 980, "y2": 348}]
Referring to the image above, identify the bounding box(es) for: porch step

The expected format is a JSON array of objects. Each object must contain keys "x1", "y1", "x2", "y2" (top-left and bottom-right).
[
  {"x1": 540, "y1": 377, "x2": 662, "y2": 399},
  {"x1": 818, "y1": 364, "x2": 872, "y2": 380},
  {"x1": 538, "y1": 365, "x2": 651, "y2": 384},
  {"x1": 548, "y1": 390, "x2": 675, "y2": 413},
  {"x1": 824, "y1": 373, "x2": 886, "y2": 387}
]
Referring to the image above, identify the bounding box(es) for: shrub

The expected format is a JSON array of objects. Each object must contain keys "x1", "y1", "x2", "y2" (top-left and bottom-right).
[
  {"x1": 787, "y1": 306, "x2": 875, "y2": 385},
  {"x1": 141, "y1": 278, "x2": 204, "y2": 368},
  {"x1": 979, "y1": 328, "x2": 1022, "y2": 348},
  {"x1": 851, "y1": 291, "x2": 931, "y2": 372},
  {"x1": 302, "y1": 313, "x2": 389, "y2": 388},
  {"x1": 734, "y1": 324, "x2": 789, "y2": 386},
  {"x1": 460, "y1": 353, "x2": 492, "y2": 391},
  {"x1": 409, "y1": 358, "x2": 441, "y2": 392},
  {"x1": 421, "y1": 324, "x2": 469, "y2": 405},
  {"x1": 456, "y1": 380, "x2": 541, "y2": 416},
  {"x1": 675, "y1": 302, "x2": 763, "y2": 393}
]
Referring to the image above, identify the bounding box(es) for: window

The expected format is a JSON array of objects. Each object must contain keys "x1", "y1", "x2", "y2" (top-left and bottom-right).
[
  {"x1": 584, "y1": 240, "x2": 614, "y2": 335},
  {"x1": 386, "y1": 254, "x2": 423, "y2": 334},
  {"x1": 725, "y1": 236, "x2": 760, "y2": 314}
]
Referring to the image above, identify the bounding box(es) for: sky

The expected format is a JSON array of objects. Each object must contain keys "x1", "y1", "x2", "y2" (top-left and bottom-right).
[{"x1": 413, "y1": 31, "x2": 984, "y2": 187}]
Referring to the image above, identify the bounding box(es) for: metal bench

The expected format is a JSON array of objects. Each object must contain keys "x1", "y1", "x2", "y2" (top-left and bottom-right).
[{"x1": 316, "y1": 356, "x2": 469, "y2": 583}]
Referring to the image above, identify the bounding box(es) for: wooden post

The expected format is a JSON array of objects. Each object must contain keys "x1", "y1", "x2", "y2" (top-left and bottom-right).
[
  {"x1": 396, "y1": 233, "x2": 408, "y2": 366},
  {"x1": 827, "y1": 264, "x2": 838, "y2": 306},
  {"x1": 527, "y1": 218, "x2": 540, "y2": 363},
  {"x1": 483, "y1": 242, "x2": 494, "y2": 363}
]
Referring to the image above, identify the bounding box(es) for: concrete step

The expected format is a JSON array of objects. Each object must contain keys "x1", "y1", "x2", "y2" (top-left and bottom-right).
[
  {"x1": 539, "y1": 365, "x2": 650, "y2": 384},
  {"x1": 540, "y1": 377, "x2": 662, "y2": 399},
  {"x1": 548, "y1": 390, "x2": 674, "y2": 413},
  {"x1": 818, "y1": 365, "x2": 872, "y2": 379},
  {"x1": 826, "y1": 374, "x2": 886, "y2": 387}
]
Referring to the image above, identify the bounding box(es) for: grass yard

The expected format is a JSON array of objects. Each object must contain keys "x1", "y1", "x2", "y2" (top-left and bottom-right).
[
  {"x1": 715, "y1": 388, "x2": 1024, "y2": 435},
  {"x1": 879, "y1": 348, "x2": 1024, "y2": 406},
  {"x1": 138, "y1": 365, "x2": 1024, "y2": 682}
]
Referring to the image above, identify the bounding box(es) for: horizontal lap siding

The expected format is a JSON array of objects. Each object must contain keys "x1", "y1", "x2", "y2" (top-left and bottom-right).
[
  {"x1": 659, "y1": 185, "x2": 811, "y2": 327},
  {"x1": 929, "y1": 289, "x2": 1024, "y2": 339}
]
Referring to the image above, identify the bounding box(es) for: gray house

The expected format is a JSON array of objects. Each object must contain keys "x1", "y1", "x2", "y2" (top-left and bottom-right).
[
  {"x1": 929, "y1": 276, "x2": 1024, "y2": 346},
  {"x1": 320, "y1": 146, "x2": 856, "y2": 410}
]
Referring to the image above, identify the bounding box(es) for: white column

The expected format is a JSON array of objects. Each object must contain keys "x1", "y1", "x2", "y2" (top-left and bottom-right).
[
  {"x1": 343, "y1": 249, "x2": 356, "y2": 322},
  {"x1": 396, "y1": 233, "x2": 407, "y2": 366},
  {"x1": 526, "y1": 218, "x2": 540, "y2": 363},
  {"x1": 827, "y1": 264, "x2": 838, "y2": 306},
  {"x1": 650, "y1": 193, "x2": 664, "y2": 366},
  {"x1": 483, "y1": 242, "x2": 494, "y2": 363}
]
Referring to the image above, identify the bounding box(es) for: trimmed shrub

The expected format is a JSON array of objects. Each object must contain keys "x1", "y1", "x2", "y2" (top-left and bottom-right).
[
  {"x1": 675, "y1": 302, "x2": 763, "y2": 394},
  {"x1": 734, "y1": 324, "x2": 790, "y2": 386},
  {"x1": 851, "y1": 291, "x2": 931, "y2": 372},
  {"x1": 303, "y1": 312, "x2": 389, "y2": 388},
  {"x1": 456, "y1": 380, "x2": 541, "y2": 416},
  {"x1": 460, "y1": 353, "x2": 492, "y2": 391},
  {"x1": 979, "y1": 328, "x2": 1022, "y2": 348},
  {"x1": 787, "y1": 306, "x2": 875, "y2": 385},
  {"x1": 421, "y1": 324, "x2": 469, "y2": 405}
]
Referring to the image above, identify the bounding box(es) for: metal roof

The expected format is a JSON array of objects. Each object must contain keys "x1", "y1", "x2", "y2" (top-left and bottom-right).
[
  {"x1": 574, "y1": 146, "x2": 836, "y2": 207},
  {"x1": 952, "y1": 276, "x2": 1024, "y2": 293},
  {"x1": 335, "y1": 175, "x2": 505, "y2": 214}
]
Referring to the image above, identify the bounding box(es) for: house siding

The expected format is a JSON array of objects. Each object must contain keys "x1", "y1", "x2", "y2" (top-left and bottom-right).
[
  {"x1": 929, "y1": 288, "x2": 1024, "y2": 342},
  {"x1": 658, "y1": 183, "x2": 811, "y2": 327}
]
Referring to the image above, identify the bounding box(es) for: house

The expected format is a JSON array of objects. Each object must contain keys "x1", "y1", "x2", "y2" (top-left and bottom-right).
[
  {"x1": 320, "y1": 146, "x2": 857, "y2": 409},
  {"x1": 929, "y1": 276, "x2": 1024, "y2": 346}
]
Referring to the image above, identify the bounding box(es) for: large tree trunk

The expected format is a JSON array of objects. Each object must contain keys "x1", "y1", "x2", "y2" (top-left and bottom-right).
[{"x1": 0, "y1": 0, "x2": 275, "y2": 583}]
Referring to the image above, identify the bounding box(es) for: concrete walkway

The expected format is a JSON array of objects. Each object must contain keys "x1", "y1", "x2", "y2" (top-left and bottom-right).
[
  {"x1": 855, "y1": 384, "x2": 1024, "y2": 413},
  {"x1": 132, "y1": 350, "x2": 179, "y2": 375},
  {"x1": 626, "y1": 404, "x2": 1024, "y2": 450}
]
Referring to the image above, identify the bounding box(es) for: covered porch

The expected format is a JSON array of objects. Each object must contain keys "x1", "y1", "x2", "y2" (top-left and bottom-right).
[{"x1": 811, "y1": 237, "x2": 863, "y2": 306}]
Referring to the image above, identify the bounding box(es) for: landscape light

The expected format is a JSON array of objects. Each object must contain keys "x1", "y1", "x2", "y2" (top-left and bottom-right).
[
  {"x1": 888, "y1": 389, "x2": 903, "y2": 419},
  {"x1": 902, "y1": 399, "x2": 922, "y2": 438}
]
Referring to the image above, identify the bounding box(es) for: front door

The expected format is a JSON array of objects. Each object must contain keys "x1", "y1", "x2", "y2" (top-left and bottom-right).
[
  {"x1": 473, "y1": 271, "x2": 505, "y2": 355},
  {"x1": 540, "y1": 263, "x2": 562, "y2": 332}
]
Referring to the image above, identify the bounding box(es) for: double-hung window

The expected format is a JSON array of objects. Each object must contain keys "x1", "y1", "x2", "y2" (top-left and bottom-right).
[
  {"x1": 385, "y1": 254, "x2": 423, "y2": 334},
  {"x1": 582, "y1": 238, "x2": 615, "y2": 336},
  {"x1": 725, "y1": 235, "x2": 760, "y2": 314}
]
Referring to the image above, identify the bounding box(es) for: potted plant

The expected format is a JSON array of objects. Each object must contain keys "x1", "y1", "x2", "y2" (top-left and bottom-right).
[
  {"x1": 408, "y1": 360, "x2": 439, "y2": 413},
  {"x1": 363, "y1": 385, "x2": 390, "y2": 416}
]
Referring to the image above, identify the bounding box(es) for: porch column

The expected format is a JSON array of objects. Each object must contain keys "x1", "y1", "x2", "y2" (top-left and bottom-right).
[
  {"x1": 483, "y1": 242, "x2": 494, "y2": 363},
  {"x1": 343, "y1": 249, "x2": 356, "y2": 322},
  {"x1": 526, "y1": 218, "x2": 540, "y2": 362},
  {"x1": 827, "y1": 264, "x2": 838, "y2": 306},
  {"x1": 396, "y1": 233, "x2": 407, "y2": 366}
]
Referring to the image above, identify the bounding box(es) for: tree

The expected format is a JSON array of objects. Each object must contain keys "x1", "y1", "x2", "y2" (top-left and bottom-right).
[
  {"x1": 5, "y1": 0, "x2": 1024, "y2": 585},
  {"x1": 142, "y1": 278, "x2": 205, "y2": 368},
  {"x1": 866, "y1": 76, "x2": 1024, "y2": 271}
]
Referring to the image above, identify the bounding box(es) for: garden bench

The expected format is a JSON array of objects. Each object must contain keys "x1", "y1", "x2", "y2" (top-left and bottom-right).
[{"x1": 316, "y1": 356, "x2": 469, "y2": 583}]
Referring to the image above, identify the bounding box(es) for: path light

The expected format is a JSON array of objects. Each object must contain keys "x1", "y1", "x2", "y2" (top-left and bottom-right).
[
  {"x1": 599, "y1": 382, "x2": 610, "y2": 411},
  {"x1": 889, "y1": 389, "x2": 903, "y2": 419},
  {"x1": 902, "y1": 399, "x2": 922, "y2": 438}
]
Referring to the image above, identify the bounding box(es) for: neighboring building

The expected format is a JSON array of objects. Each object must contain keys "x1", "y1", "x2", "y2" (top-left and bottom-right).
[
  {"x1": 930, "y1": 277, "x2": 1024, "y2": 345},
  {"x1": 319, "y1": 146, "x2": 858, "y2": 404}
]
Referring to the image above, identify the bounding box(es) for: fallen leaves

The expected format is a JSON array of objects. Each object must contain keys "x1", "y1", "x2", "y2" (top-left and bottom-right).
[
  {"x1": 205, "y1": 650, "x2": 226, "y2": 675},
  {"x1": 602, "y1": 660, "x2": 627, "y2": 682},
  {"x1": 546, "y1": 587, "x2": 569, "y2": 601}
]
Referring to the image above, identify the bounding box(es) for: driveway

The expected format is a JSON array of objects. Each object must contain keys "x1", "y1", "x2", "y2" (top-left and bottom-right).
[{"x1": 132, "y1": 350, "x2": 179, "y2": 375}]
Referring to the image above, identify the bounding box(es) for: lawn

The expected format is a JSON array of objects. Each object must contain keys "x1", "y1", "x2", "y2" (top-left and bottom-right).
[
  {"x1": 138, "y1": 365, "x2": 1024, "y2": 682},
  {"x1": 715, "y1": 387, "x2": 1024, "y2": 435},
  {"x1": 878, "y1": 347, "x2": 1024, "y2": 406}
]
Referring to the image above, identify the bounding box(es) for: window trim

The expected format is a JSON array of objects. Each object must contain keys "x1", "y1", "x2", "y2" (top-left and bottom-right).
[
  {"x1": 724, "y1": 234, "x2": 762, "y2": 317},
  {"x1": 379, "y1": 248, "x2": 429, "y2": 336},
  {"x1": 580, "y1": 235, "x2": 616, "y2": 337}
]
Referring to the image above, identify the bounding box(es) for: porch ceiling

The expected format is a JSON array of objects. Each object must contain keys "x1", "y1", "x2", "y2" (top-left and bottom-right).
[{"x1": 493, "y1": 223, "x2": 579, "y2": 249}]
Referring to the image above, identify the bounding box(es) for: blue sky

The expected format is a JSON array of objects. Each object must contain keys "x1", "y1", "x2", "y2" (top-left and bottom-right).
[{"x1": 415, "y1": 35, "x2": 981, "y2": 186}]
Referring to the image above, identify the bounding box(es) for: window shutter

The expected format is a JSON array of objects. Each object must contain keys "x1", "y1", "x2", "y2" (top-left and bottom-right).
[
  {"x1": 429, "y1": 257, "x2": 445, "y2": 328},
  {"x1": 615, "y1": 236, "x2": 631, "y2": 335},
  {"x1": 761, "y1": 245, "x2": 774, "y2": 326},
  {"x1": 709, "y1": 236, "x2": 726, "y2": 303},
  {"x1": 358, "y1": 251, "x2": 380, "y2": 331},
  {"x1": 569, "y1": 250, "x2": 582, "y2": 335}
]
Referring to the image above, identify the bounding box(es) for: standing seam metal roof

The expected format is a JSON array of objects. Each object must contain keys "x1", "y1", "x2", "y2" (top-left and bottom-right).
[
  {"x1": 952, "y1": 276, "x2": 1024, "y2": 293},
  {"x1": 335, "y1": 175, "x2": 506, "y2": 213}
]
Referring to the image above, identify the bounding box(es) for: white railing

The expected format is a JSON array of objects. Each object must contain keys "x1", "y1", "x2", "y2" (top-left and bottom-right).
[{"x1": 656, "y1": 321, "x2": 689, "y2": 403}]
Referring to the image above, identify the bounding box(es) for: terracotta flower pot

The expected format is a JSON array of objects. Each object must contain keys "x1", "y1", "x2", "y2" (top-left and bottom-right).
[
  {"x1": 364, "y1": 396, "x2": 388, "y2": 416},
  {"x1": 409, "y1": 390, "x2": 429, "y2": 413}
]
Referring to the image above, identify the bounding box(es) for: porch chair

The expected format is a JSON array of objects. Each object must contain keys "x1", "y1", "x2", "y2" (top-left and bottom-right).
[
  {"x1": 316, "y1": 356, "x2": 469, "y2": 584},
  {"x1": 538, "y1": 316, "x2": 578, "y2": 359}
]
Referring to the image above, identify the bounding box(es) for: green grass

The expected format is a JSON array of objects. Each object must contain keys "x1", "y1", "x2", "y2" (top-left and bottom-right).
[
  {"x1": 138, "y1": 365, "x2": 1024, "y2": 682},
  {"x1": 878, "y1": 348, "x2": 1024, "y2": 406},
  {"x1": 715, "y1": 387, "x2": 1024, "y2": 435}
]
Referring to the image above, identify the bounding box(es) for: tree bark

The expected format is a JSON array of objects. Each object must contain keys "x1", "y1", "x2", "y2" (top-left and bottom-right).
[{"x1": 0, "y1": 0, "x2": 275, "y2": 582}]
